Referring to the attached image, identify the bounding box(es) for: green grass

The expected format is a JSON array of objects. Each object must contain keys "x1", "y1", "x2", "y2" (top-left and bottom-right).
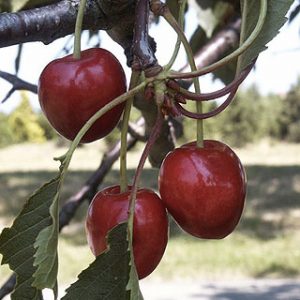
[{"x1": 0, "y1": 142, "x2": 300, "y2": 286}]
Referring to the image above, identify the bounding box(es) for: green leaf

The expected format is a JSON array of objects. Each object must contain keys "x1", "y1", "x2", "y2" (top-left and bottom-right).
[
  {"x1": 62, "y1": 223, "x2": 143, "y2": 300},
  {"x1": 32, "y1": 192, "x2": 59, "y2": 291},
  {"x1": 238, "y1": 0, "x2": 294, "y2": 71},
  {"x1": 0, "y1": 177, "x2": 61, "y2": 299},
  {"x1": 128, "y1": 266, "x2": 144, "y2": 300}
]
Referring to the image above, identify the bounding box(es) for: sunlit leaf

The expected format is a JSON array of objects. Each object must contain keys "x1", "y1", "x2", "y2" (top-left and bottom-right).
[
  {"x1": 238, "y1": 0, "x2": 294, "y2": 71},
  {"x1": 32, "y1": 192, "x2": 59, "y2": 292}
]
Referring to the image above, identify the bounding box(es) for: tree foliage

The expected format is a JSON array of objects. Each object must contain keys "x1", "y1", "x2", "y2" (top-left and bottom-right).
[
  {"x1": 7, "y1": 92, "x2": 46, "y2": 143},
  {"x1": 279, "y1": 77, "x2": 300, "y2": 142}
]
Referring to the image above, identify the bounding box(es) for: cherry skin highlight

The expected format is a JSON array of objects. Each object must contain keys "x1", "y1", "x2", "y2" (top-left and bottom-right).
[
  {"x1": 85, "y1": 185, "x2": 169, "y2": 279},
  {"x1": 158, "y1": 140, "x2": 246, "y2": 239},
  {"x1": 38, "y1": 48, "x2": 126, "y2": 143}
]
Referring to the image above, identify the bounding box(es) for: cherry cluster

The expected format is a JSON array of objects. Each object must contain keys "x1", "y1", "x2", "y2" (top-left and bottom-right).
[{"x1": 38, "y1": 46, "x2": 247, "y2": 280}]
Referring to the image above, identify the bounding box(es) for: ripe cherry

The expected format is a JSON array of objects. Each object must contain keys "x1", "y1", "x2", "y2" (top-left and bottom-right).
[
  {"x1": 158, "y1": 140, "x2": 246, "y2": 239},
  {"x1": 85, "y1": 185, "x2": 169, "y2": 279},
  {"x1": 38, "y1": 48, "x2": 126, "y2": 143}
]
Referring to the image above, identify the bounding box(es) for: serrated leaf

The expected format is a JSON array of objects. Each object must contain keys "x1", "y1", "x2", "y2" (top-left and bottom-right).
[
  {"x1": 32, "y1": 192, "x2": 59, "y2": 291},
  {"x1": 0, "y1": 177, "x2": 61, "y2": 299},
  {"x1": 62, "y1": 223, "x2": 143, "y2": 300},
  {"x1": 238, "y1": 0, "x2": 294, "y2": 71}
]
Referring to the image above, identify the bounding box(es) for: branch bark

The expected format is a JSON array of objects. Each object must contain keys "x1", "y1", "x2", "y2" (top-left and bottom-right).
[
  {"x1": 0, "y1": 0, "x2": 135, "y2": 48},
  {"x1": 0, "y1": 70, "x2": 37, "y2": 102},
  {"x1": 132, "y1": 0, "x2": 157, "y2": 70}
]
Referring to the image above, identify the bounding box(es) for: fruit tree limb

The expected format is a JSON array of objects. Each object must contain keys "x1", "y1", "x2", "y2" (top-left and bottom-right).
[
  {"x1": 0, "y1": 0, "x2": 135, "y2": 48},
  {"x1": 0, "y1": 71, "x2": 37, "y2": 102},
  {"x1": 131, "y1": 0, "x2": 158, "y2": 71}
]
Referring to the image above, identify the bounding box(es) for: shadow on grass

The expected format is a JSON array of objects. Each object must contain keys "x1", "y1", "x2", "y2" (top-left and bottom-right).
[
  {"x1": 255, "y1": 263, "x2": 300, "y2": 278},
  {"x1": 190, "y1": 281, "x2": 300, "y2": 299},
  {"x1": 0, "y1": 165, "x2": 299, "y2": 242},
  {"x1": 0, "y1": 168, "x2": 159, "y2": 224}
]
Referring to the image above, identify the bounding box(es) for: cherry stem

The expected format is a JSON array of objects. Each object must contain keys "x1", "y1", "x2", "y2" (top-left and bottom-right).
[
  {"x1": 162, "y1": 4, "x2": 203, "y2": 147},
  {"x1": 168, "y1": 0, "x2": 267, "y2": 80},
  {"x1": 57, "y1": 81, "x2": 148, "y2": 177},
  {"x1": 45, "y1": 80, "x2": 147, "y2": 291},
  {"x1": 73, "y1": 0, "x2": 87, "y2": 59},
  {"x1": 164, "y1": 0, "x2": 186, "y2": 71},
  {"x1": 175, "y1": 86, "x2": 238, "y2": 120},
  {"x1": 120, "y1": 71, "x2": 141, "y2": 193},
  {"x1": 127, "y1": 109, "x2": 163, "y2": 236},
  {"x1": 167, "y1": 59, "x2": 255, "y2": 101}
]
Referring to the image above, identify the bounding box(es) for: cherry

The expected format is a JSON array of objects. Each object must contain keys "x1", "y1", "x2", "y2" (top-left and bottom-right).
[
  {"x1": 158, "y1": 140, "x2": 246, "y2": 239},
  {"x1": 85, "y1": 185, "x2": 169, "y2": 279},
  {"x1": 38, "y1": 48, "x2": 126, "y2": 143}
]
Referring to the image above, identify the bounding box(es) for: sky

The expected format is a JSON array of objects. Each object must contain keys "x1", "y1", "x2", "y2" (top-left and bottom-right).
[{"x1": 0, "y1": 3, "x2": 300, "y2": 114}]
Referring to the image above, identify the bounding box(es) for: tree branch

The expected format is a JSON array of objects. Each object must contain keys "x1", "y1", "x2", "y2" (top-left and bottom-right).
[
  {"x1": 0, "y1": 0, "x2": 135, "y2": 48},
  {"x1": 0, "y1": 71, "x2": 37, "y2": 102},
  {"x1": 132, "y1": 0, "x2": 157, "y2": 70}
]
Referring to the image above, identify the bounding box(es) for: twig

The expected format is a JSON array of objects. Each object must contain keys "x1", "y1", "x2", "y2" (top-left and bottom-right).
[
  {"x1": 15, "y1": 44, "x2": 23, "y2": 74},
  {"x1": 0, "y1": 71, "x2": 37, "y2": 103},
  {"x1": 127, "y1": 123, "x2": 148, "y2": 142},
  {"x1": 0, "y1": 276, "x2": 16, "y2": 300}
]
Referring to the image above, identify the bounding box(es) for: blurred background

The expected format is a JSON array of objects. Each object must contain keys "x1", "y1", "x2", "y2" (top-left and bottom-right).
[{"x1": 0, "y1": 1, "x2": 300, "y2": 299}]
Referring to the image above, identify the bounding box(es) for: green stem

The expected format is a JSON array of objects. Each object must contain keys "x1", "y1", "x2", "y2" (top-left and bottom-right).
[
  {"x1": 127, "y1": 109, "x2": 163, "y2": 234},
  {"x1": 196, "y1": 102, "x2": 203, "y2": 147},
  {"x1": 58, "y1": 81, "x2": 148, "y2": 174},
  {"x1": 163, "y1": 9, "x2": 203, "y2": 147},
  {"x1": 120, "y1": 71, "x2": 140, "y2": 193},
  {"x1": 164, "y1": 0, "x2": 186, "y2": 70},
  {"x1": 236, "y1": 2, "x2": 254, "y2": 74},
  {"x1": 73, "y1": 0, "x2": 87, "y2": 59},
  {"x1": 126, "y1": 109, "x2": 163, "y2": 291},
  {"x1": 168, "y1": 0, "x2": 268, "y2": 79}
]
